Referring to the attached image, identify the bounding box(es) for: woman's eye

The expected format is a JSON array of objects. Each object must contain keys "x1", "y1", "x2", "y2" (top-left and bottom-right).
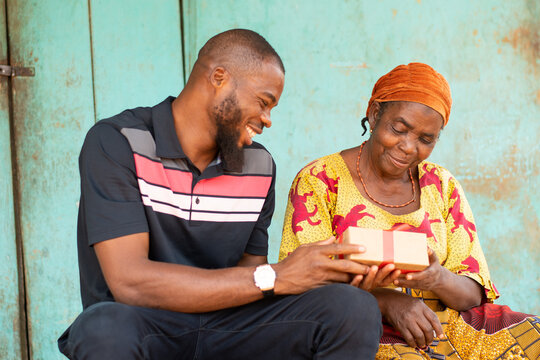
[{"x1": 392, "y1": 126, "x2": 405, "y2": 134}]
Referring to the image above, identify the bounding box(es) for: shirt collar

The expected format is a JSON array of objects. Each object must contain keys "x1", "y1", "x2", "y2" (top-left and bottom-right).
[
  {"x1": 152, "y1": 96, "x2": 224, "y2": 174},
  {"x1": 152, "y1": 96, "x2": 188, "y2": 159}
]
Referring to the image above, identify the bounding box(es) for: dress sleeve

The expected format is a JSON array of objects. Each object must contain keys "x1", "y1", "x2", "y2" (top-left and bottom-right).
[
  {"x1": 278, "y1": 161, "x2": 335, "y2": 261},
  {"x1": 443, "y1": 176, "x2": 499, "y2": 301},
  {"x1": 79, "y1": 123, "x2": 149, "y2": 246}
]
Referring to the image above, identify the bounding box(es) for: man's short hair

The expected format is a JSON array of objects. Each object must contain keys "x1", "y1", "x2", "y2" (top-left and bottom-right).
[{"x1": 197, "y1": 29, "x2": 285, "y2": 76}]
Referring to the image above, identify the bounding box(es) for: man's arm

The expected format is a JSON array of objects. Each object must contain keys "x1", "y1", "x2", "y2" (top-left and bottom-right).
[
  {"x1": 95, "y1": 233, "x2": 370, "y2": 313},
  {"x1": 236, "y1": 253, "x2": 267, "y2": 267}
]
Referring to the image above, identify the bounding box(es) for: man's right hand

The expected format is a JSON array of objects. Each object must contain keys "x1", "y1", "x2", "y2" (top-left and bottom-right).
[{"x1": 272, "y1": 237, "x2": 371, "y2": 295}]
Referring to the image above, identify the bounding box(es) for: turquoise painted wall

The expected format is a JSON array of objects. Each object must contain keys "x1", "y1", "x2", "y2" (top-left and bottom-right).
[
  {"x1": 184, "y1": 0, "x2": 539, "y2": 313},
  {"x1": 2, "y1": 0, "x2": 538, "y2": 358}
]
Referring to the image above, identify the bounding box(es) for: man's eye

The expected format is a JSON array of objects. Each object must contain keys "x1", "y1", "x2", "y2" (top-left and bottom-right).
[{"x1": 259, "y1": 98, "x2": 268, "y2": 107}]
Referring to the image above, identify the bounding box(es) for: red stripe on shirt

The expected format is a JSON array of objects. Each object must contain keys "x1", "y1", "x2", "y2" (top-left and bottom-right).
[
  {"x1": 134, "y1": 153, "x2": 271, "y2": 197},
  {"x1": 195, "y1": 175, "x2": 272, "y2": 198},
  {"x1": 134, "y1": 154, "x2": 192, "y2": 193}
]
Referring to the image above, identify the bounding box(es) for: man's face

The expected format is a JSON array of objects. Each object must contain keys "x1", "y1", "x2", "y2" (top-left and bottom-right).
[{"x1": 214, "y1": 61, "x2": 284, "y2": 171}]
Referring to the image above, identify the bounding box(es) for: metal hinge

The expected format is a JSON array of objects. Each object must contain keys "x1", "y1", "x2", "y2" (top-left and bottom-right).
[{"x1": 0, "y1": 65, "x2": 35, "y2": 77}]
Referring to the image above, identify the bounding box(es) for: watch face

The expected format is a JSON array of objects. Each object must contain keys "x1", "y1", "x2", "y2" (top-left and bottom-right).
[{"x1": 254, "y1": 265, "x2": 276, "y2": 291}]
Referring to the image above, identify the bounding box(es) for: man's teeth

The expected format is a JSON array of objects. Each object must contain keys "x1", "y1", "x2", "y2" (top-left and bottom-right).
[{"x1": 246, "y1": 126, "x2": 256, "y2": 139}]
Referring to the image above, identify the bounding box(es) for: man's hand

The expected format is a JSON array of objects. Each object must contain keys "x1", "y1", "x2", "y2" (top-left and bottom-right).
[
  {"x1": 373, "y1": 289, "x2": 444, "y2": 349},
  {"x1": 350, "y1": 264, "x2": 401, "y2": 292},
  {"x1": 273, "y1": 237, "x2": 371, "y2": 295}
]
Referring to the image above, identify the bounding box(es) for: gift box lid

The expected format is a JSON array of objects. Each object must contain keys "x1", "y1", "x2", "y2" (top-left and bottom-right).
[{"x1": 342, "y1": 227, "x2": 429, "y2": 271}]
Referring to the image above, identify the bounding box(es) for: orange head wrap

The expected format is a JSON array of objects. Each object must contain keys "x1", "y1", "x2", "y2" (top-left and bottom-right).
[{"x1": 366, "y1": 63, "x2": 452, "y2": 126}]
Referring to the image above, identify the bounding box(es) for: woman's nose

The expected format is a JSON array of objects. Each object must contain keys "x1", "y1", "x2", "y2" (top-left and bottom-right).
[{"x1": 399, "y1": 136, "x2": 415, "y2": 154}]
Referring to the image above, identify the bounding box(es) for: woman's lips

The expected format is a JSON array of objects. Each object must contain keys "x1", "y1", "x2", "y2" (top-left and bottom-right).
[{"x1": 388, "y1": 154, "x2": 410, "y2": 168}]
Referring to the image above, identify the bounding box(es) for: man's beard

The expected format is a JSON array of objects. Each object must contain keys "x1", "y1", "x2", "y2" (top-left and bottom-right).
[{"x1": 214, "y1": 93, "x2": 245, "y2": 172}]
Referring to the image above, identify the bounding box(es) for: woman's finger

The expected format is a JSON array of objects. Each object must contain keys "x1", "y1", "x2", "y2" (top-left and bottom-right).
[
  {"x1": 381, "y1": 269, "x2": 401, "y2": 287},
  {"x1": 373, "y1": 264, "x2": 397, "y2": 288},
  {"x1": 350, "y1": 274, "x2": 364, "y2": 287},
  {"x1": 427, "y1": 247, "x2": 439, "y2": 264},
  {"x1": 400, "y1": 327, "x2": 418, "y2": 349},
  {"x1": 416, "y1": 316, "x2": 435, "y2": 346},
  {"x1": 409, "y1": 321, "x2": 428, "y2": 349},
  {"x1": 359, "y1": 265, "x2": 378, "y2": 290},
  {"x1": 425, "y1": 308, "x2": 445, "y2": 339}
]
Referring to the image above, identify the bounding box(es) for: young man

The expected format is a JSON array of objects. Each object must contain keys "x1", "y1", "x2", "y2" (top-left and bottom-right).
[{"x1": 58, "y1": 29, "x2": 382, "y2": 359}]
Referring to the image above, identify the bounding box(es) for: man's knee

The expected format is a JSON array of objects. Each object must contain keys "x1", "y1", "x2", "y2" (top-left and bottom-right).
[
  {"x1": 60, "y1": 302, "x2": 144, "y2": 359},
  {"x1": 307, "y1": 284, "x2": 382, "y2": 332}
]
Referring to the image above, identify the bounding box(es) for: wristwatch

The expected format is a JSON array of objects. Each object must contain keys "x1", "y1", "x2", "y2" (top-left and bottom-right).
[{"x1": 253, "y1": 264, "x2": 276, "y2": 297}]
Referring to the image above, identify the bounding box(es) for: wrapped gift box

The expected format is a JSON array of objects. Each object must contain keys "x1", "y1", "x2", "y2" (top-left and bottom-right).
[{"x1": 341, "y1": 227, "x2": 429, "y2": 272}]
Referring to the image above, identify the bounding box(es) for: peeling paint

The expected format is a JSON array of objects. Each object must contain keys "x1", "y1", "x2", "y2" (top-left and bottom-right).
[
  {"x1": 460, "y1": 148, "x2": 539, "y2": 201},
  {"x1": 501, "y1": 24, "x2": 540, "y2": 73},
  {"x1": 329, "y1": 62, "x2": 368, "y2": 69}
]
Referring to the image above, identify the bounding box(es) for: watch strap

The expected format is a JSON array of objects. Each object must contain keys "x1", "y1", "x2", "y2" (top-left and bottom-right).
[{"x1": 261, "y1": 288, "x2": 274, "y2": 298}]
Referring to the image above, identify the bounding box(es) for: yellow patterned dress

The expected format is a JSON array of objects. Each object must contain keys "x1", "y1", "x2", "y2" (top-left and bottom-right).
[{"x1": 279, "y1": 153, "x2": 539, "y2": 360}]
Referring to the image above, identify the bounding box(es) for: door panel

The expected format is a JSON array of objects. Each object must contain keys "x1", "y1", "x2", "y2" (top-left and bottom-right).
[
  {"x1": 7, "y1": 0, "x2": 95, "y2": 358},
  {"x1": 0, "y1": 0, "x2": 23, "y2": 358},
  {"x1": 90, "y1": 0, "x2": 184, "y2": 120}
]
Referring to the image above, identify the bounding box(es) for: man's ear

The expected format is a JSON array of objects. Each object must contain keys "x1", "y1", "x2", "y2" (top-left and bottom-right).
[{"x1": 210, "y1": 66, "x2": 230, "y2": 89}]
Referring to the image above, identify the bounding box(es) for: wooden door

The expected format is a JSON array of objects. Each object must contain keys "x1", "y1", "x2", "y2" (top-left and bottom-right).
[{"x1": 5, "y1": 1, "x2": 184, "y2": 358}]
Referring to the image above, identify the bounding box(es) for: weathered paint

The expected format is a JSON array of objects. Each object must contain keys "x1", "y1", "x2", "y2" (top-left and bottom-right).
[
  {"x1": 2, "y1": 1, "x2": 538, "y2": 359},
  {"x1": 89, "y1": 0, "x2": 184, "y2": 120},
  {"x1": 184, "y1": 0, "x2": 539, "y2": 314},
  {"x1": 6, "y1": 0, "x2": 95, "y2": 358},
  {"x1": 0, "y1": 0, "x2": 23, "y2": 358}
]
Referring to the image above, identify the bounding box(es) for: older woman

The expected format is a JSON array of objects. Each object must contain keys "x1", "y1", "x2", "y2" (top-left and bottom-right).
[{"x1": 279, "y1": 63, "x2": 539, "y2": 359}]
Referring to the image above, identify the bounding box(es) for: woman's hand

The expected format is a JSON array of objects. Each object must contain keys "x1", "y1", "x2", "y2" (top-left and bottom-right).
[
  {"x1": 393, "y1": 247, "x2": 484, "y2": 311},
  {"x1": 350, "y1": 263, "x2": 401, "y2": 291},
  {"x1": 393, "y1": 248, "x2": 445, "y2": 291},
  {"x1": 373, "y1": 289, "x2": 445, "y2": 349}
]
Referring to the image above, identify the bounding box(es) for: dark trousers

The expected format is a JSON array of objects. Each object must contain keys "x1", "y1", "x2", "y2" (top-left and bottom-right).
[{"x1": 58, "y1": 284, "x2": 382, "y2": 359}]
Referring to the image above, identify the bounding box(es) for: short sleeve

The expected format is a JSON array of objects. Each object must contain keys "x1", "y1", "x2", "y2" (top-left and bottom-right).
[
  {"x1": 443, "y1": 176, "x2": 499, "y2": 301},
  {"x1": 79, "y1": 123, "x2": 149, "y2": 245},
  {"x1": 244, "y1": 159, "x2": 276, "y2": 256},
  {"x1": 279, "y1": 161, "x2": 335, "y2": 261}
]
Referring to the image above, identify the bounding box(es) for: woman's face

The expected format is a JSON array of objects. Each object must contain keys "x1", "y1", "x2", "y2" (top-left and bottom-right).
[{"x1": 368, "y1": 101, "x2": 444, "y2": 177}]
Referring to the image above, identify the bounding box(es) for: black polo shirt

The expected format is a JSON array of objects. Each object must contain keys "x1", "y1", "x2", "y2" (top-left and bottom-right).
[{"x1": 77, "y1": 97, "x2": 276, "y2": 309}]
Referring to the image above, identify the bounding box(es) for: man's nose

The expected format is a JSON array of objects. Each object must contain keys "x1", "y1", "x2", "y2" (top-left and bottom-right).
[{"x1": 261, "y1": 111, "x2": 272, "y2": 128}]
